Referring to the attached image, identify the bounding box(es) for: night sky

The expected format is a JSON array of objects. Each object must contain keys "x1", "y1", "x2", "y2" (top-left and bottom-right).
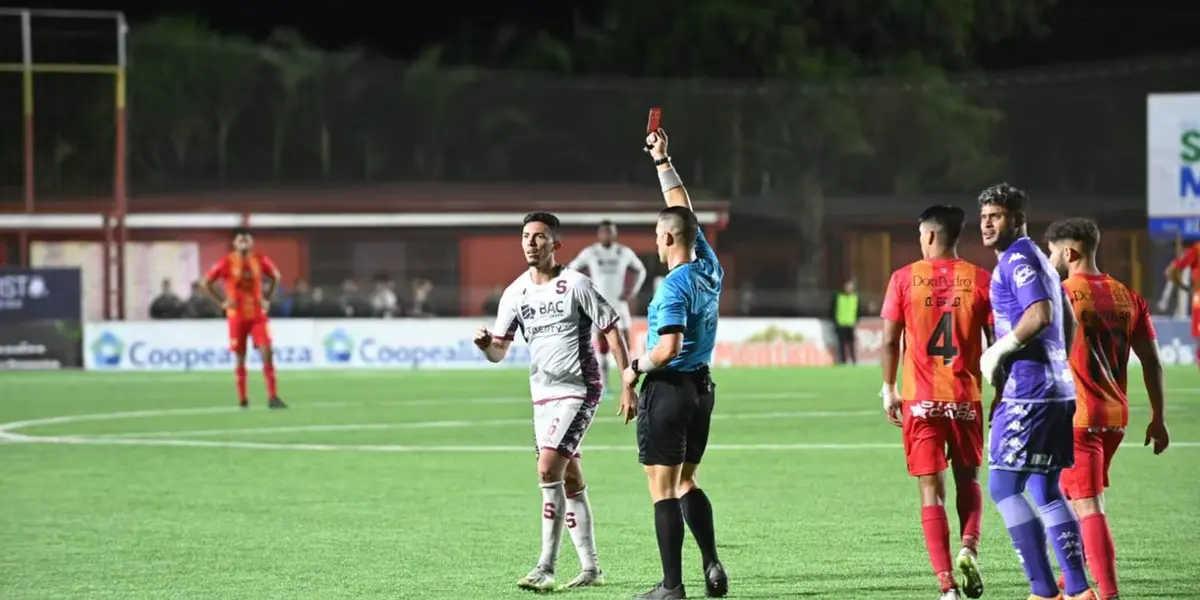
[{"x1": 12, "y1": 0, "x2": 1200, "y2": 71}]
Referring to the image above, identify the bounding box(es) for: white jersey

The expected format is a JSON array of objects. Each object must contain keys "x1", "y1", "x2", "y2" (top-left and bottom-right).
[
  {"x1": 569, "y1": 243, "x2": 647, "y2": 307},
  {"x1": 493, "y1": 268, "x2": 618, "y2": 404}
]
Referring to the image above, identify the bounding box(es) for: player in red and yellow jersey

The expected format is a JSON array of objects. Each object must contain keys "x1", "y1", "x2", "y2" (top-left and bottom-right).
[
  {"x1": 1166, "y1": 238, "x2": 1200, "y2": 365},
  {"x1": 1045, "y1": 218, "x2": 1169, "y2": 600},
  {"x1": 880, "y1": 206, "x2": 993, "y2": 600},
  {"x1": 204, "y1": 228, "x2": 287, "y2": 409}
]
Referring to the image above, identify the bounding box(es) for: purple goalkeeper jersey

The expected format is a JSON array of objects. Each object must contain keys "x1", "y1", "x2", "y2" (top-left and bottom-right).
[{"x1": 989, "y1": 236, "x2": 1075, "y2": 402}]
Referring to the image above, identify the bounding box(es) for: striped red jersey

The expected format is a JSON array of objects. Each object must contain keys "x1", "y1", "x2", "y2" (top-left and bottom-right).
[
  {"x1": 1061, "y1": 273, "x2": 1155, "y2": 429},
  {"x1": 882, "y1": 259, "x2": 992, "y2": 403},
  {"x1": 205, "y1": 252, "x2": 279, "y2": 320}
]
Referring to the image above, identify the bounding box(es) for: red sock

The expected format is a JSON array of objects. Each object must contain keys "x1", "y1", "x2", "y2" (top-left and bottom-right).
[
  {"x1": 235, "y1": 365, "x2": 248, "y2": 401},
  {"x1": 921, "y1": 506, "x2": 954, "y2": 588},
  {"x1": 1080, "y1": 513, "x2": 1118, "y2": 598},
  {"x1": 956, "y1": 480, "x2": 983, "y2": 550},
  {"x1": 263, "y1": 361, "x2": 278, "y2": 398}
]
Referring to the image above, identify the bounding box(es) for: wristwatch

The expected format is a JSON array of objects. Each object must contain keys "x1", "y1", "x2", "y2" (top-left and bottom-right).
[{"x1": 632, "y1": 357, "x2": 644, "y2": 374}]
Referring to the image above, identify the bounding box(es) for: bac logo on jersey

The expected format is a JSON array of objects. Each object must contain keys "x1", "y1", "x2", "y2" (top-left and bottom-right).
[
  {"x1": 521, "y1": 301, "x2": 566, "y2": 322},
  {"x1": 1013, "y1": 264, "x2": 1037, "y2": 287}
]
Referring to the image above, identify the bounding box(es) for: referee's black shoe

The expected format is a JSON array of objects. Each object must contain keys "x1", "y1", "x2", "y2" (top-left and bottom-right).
[
  {"x1": 634, "y1": 582, "x2": 685, "y2": 599},
  {"x1": 704, "y1": 562, "x2": 728, "y2": 598}
]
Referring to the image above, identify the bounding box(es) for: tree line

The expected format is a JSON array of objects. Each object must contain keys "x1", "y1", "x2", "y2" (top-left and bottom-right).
[{"x1": 13, "y1": 0, "x2": 1195, "y2": 211}]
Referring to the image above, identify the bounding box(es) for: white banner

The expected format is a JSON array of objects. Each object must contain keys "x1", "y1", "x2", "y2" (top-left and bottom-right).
[
  {"x1": 1147, "y1": 93, "x2": 1200, "y2": 235},
  {"x1": 311, "y1": 319, "x2": 531, "y2": 369},
  {"x1": 80, "y1": 317, "x2": 1195, "y2": 372},
  {"x1": 82, "y1": 317, "x2": 843, "y2": 372},
  {"x1": 84, "y1": 320, "x2": 319, "y2": 371}
]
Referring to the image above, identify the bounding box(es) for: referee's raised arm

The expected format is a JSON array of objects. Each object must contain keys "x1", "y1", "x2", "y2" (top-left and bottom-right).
[{"x1": 645, "y1": 128, "x2": 692, "y2": 210}]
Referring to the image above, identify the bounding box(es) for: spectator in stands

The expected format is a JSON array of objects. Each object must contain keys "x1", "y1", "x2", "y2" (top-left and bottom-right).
[
  {"x1": 289, "y1": 279, "x2": 314, "y2": 317},
  {"x1": 185, "y1": 280, "x2": 222, "y2": 318},
  {"x1": 370, "y1": 273, "x2": 400, "y2": 317},
  {"x1": 339, "y1": 279, "x2": 372, "y2": 317},
  {"x1": 482, "y1": 285, "x2": 503, "y2": 315},
  {"x1": 310, "y1": 287, "x2": 344, "y2": 317},
  {"x1": 830, "y1": 278, "x2": 861, "y2": 365},
  {"x1": 149, "y1": 278, "x2": 186, "y2": 319},
  {"x1": 409, "y1": 278, "x2": 434, "y2": 317}
]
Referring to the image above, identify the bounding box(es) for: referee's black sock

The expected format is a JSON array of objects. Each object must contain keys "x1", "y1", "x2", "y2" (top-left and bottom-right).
[
  {"x1": 654, "y1": 498, "x2": 685, "y2": 589},
  {"x1": 680, "y1": 488, "x2": 719, "y2": 569}
]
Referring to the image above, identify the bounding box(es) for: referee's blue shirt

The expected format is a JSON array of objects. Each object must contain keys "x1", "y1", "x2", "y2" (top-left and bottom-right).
[{"x1": 646, "y1": 230, "x2": 724, "y2": 372}]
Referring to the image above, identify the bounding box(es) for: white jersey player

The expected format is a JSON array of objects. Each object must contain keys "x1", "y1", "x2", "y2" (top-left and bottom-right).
[
  {"x1": 473, "y1": 212, "x2": 636, "y2": 592},
  {"x1": 568, "y1": 220, "x2": 647, "y2": 393}
]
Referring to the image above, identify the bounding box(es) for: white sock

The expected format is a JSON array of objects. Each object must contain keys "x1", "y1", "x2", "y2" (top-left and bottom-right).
[
  {"x1": 538, "y1": 481, "x2": 566, "y2": 571},
  {"x1": 565, "y1": 487, "x2": 599, "y2": 571}
]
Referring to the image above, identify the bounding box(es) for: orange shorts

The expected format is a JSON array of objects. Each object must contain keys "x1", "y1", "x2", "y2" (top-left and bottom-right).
[
  {"x1": 902, "y1": 401, "x2": 984, "y2": 477},
  {"x1": 1061, "y1": 428, "x2": 1124, "y2": 500},
  {"x1": 228, "y1": 317, "x2": 271, "y2": 354}
]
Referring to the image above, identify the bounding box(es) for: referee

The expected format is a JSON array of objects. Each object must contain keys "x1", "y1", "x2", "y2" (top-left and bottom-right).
[{"x1": 620, "y1": 127, "x2": 727, "y2": 600}]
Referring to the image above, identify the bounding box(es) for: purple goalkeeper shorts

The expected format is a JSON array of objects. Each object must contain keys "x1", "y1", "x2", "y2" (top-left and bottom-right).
[{"x1": 988, "y1": 400, "x2": 1076, "y2": 474}]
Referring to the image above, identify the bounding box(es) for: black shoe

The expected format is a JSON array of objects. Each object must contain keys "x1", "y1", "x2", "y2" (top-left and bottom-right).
[
  {"x1": 634, "y1": 582, "x2": 686, "y2": 599},
  {"x1": 268, "y1": 397, "x2": 287, "y2": 409},
  {"x1": 704, "y1": 562, "x2": 728, "y2": 598},
  {"x1": 238, "y1": 399, "x2": 249, "y2": 409}
]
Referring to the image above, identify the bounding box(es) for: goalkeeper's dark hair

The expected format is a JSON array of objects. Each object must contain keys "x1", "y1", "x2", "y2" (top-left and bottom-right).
[
  {"x1": 917, "y1": 205, "x2": 966, "y2": 246},
  {"x1": 658, "y1": 206, "x2": 699, "y2": 245},
  {"x1": 977, "y1": 182, "x2": 1028, "y2": 223},
  {"x1": 523, "y1": 212, "x2": 561, "y2": 237},
  {"x1": 1045, "y1": 217, "x2": 1101, "y2": 255}
]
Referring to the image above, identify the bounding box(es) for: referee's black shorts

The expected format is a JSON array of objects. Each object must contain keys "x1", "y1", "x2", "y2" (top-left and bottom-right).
[{"x1": 636, "y1": 367, "x2": 716, "y2": 466}]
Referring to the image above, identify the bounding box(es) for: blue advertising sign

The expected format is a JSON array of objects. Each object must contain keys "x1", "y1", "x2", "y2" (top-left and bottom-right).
[{"x1": 0, "y1": 268, "x2": 83, "y2": 324}]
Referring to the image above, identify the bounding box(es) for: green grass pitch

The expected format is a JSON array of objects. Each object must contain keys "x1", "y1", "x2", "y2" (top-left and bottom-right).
[{"x1": 1, "y1": 366, "x2": 1197, "y2": 599}]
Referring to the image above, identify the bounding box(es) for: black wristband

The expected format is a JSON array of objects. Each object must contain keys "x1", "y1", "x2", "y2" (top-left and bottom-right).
[
  {"x1": 653, "y1": 156, "x2": 671, "y2": 166},
  {"x1": 632, "y1": 357, "x2": 643, "y2": 374}
]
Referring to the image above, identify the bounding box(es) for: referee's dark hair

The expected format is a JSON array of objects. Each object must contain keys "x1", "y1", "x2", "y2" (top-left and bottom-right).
[
  {"x1": 658, "y1": 206, "x2": 699, "y2": 245},
  {"x1": 523, "y1": 211, "x2": 561, "y2": 237},
  {"x1": 231, "y1": 226, "x2": 252, "y2": 238},
  {"x1": 917, "y1": 205, "x2": 966, "y2": 246}
]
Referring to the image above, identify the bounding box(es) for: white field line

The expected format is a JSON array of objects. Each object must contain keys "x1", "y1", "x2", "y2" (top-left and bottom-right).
[
  {"x1": 93, "y1": 409, "x2": 881, "y2": 439},
  {"x1": 0, "y1": 396, "x2": 1193, "y2": 453}
]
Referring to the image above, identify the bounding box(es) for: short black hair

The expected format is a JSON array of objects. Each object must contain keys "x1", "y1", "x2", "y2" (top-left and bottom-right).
[
  {"x1": 598, "y1": 219, "x2": 614, "y2": 228},
  {"x1": 658, "y1": 206, "x2": 699, "y2": 244},
  {"x1": 1045, "y1": 217, "x2": 1101, "y2": 255},
  {"x1": 523, "y1": 211, "x2": 561, "y2": 236},
  {"x1": 232, "y1": 227, "x2": 251, "y2": 238},
  {"x1": 917, "y1": 205, "x2": 966, "y2": 246},
  {"x1": 977, "y1": 182, "x2": 1028, "y2": 221}
]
